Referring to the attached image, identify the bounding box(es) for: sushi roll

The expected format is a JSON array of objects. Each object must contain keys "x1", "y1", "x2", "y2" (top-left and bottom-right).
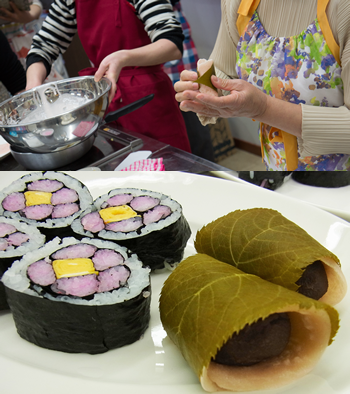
[
  {"x1": 292, "y1": 172, "x2": 350, "y2": 188},
  {"x1": 0, "y1": 171, "x2": 93, "y2": 240},
  {"x1": 0, "y1": 217, "x2": 45, "y2": 310},
  {"x1": 71, "y1": 188, "x2": 191, "y2": 270},
  {"x1": 1, "y1": 236, "x2": 151, "y2": 354},
  {"x1": 159, "y1": 254, "x2": 340, "y2": 392},
  {"x1": 195, "y1": 208, "x2": 347, "y2": 306},
  {"x1": 238, "y1": 171, "x2": 292, "y2": 190}
]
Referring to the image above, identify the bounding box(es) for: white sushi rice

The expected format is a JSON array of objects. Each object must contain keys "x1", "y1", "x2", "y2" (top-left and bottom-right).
[
  {"x1": 0, "y1": 217, "x2": 45, "y2": 258},
  {"x1": 71, "y1": 188, "x2": 182, "y2": 240},
  {"x1": 1, "y1": 236, "x2": 151, "y2": 306},
  {"x1": 0, "y1": 171, "x2": 93, "y2": 228}
]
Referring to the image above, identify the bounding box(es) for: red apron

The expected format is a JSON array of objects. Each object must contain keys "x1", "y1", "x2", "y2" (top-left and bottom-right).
[{"x1": 75, "y1": 0, "x2": 191, "y2": 152}]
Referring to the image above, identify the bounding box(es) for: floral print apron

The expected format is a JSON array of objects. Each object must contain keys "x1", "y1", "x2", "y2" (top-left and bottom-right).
[{"x1": 236, "y1": 0, "x2": 348, "y2": 171}]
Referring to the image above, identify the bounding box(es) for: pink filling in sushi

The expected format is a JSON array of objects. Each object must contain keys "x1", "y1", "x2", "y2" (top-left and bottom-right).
[
  {"x1": 27, "y1": 259, "x2": 56, "y2": 286},
  {"x1": 27, "y1": 245, "x2": 133, "y2": 298},
  {"x1": 27, "y1": 180, "x2": 63, "y2": 193},
  {"x1": 105, "y1": 217, "x2": 143, "y2": 233},
  {"x1": 2, "y1": 192, "x2": 26, "y2": 212},
  {"x1": 0, "y1": 223, "x2": 17, "y2": 237},
  {"x1": 52, "y1": 274, "x2": 99, "y2": 297},
  {"x1": 7, "y1": 232, "x2": 30, "y2": 246},
  {"x1": 52, "y1": 203, "x2": 79, "y2": 218},
  {"x1": 143, "y1": 205, "x2": 171, "y2": 225},
  {"x1": 51, "y1": 188, "x2": 79, "y2": 205},
  {"x1": 97, "y1": 265, "x2": 130, "y2": 293},
  {"x1": 129, "y1": 196, "x2": 160, "y2": 212},
  {"x1": 51, "y1": 244, "x2": 97, "y2": 260},
  {"x1": 103, "y1": 194, "x2": 133, "y2": 208},
  {"x1": 81, "y1": 212, "x2": 105, "y2": 233},
  {"x1": 22, "y1": 204, "x2": 54, "y2": 220},
  {"x1": 92, "y1": 249, "x2": 125, "y2": 270}
]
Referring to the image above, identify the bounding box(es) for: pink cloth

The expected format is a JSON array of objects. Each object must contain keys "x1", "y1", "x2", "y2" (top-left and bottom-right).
[
  {"x1": 72, "y1": 121, "x2": 95, "y2": 137},
  {"x1": 120, "y1": 158, "x2": 164, "y2": 171}
]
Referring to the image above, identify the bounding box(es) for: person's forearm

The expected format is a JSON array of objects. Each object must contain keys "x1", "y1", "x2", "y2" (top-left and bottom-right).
[
  {"x1": 118, "y1": 39, "x2": 182, "y2": 68},
  {"x1": 29, "y1": 4, "x2": 42, "y2": 20},
  {"x1": 25, "y1": 62, "x2": 47, "y2": 90},
  {"x1": 256, "y1": 96, "x2": 302, "y2": 138}
]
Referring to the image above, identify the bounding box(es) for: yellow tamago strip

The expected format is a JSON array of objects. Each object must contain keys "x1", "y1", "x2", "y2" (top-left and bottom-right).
[
  {"x1": 53, "y1": 258, "x2": 98, "y2": 279},
  {"x1": 99, "y1": 205, "x2": 139, "y2": 224},
  {"x1": 24, "y1": 191, "x2": 52, "y2": 206}
]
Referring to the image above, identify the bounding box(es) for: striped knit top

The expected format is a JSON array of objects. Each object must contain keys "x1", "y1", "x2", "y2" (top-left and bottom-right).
[{"x1": 26, "y1": 0, "x2": 184, "y2": 73}]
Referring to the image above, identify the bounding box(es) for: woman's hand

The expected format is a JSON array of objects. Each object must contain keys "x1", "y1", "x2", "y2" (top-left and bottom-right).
[
  {"x1": 95, "y1": 39, "x2": 182, "y2": 103},
  {"x1": 176, "y1": 75, "x2": 268, "y2": 120},
  {"x1": 0, "y1": 2, "x2": 41, "y2": 24},
  {"x1": 174, "y1": 70, "x2": 200, "y2": 99},
  {"x1": 94, "y1": 50, "x2": 129, "y2": 103},
  {"x1": 25, "y1": 62, "x2": 47, "y2": 91},
  {"x1": 176, "y1": 74, "x2": 302, "y2": 138}
]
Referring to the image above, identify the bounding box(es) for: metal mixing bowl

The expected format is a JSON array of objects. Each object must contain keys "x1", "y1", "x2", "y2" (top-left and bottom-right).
[
  {"x1": 0, "y1": 76, "x2": 111, "y2": 153},
  {"x1": 10, "y1": 133, "x2": 96, "y2": 170}
]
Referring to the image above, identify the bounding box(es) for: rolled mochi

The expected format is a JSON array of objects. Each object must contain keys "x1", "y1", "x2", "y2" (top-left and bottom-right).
[
  {"x1": 159, "y1": 254, "x2": 340, "y2": 392},
  {"x1": 196, "y1": 59, "x2": 219, "y2": 96}
]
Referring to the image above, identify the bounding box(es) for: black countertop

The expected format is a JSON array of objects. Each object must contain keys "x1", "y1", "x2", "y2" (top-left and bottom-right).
[{"x1": 0, "y1": 126, "x2": 232, "y2": 174}]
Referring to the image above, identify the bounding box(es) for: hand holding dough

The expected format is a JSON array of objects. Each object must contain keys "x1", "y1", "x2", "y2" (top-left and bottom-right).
[{"x1": 196, "y1": 59, "x2": 219, "y2": 97}]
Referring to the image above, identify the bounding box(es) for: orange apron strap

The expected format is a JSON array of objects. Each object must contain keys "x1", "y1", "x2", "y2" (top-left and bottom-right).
[
  {"x1": 259, "y1": 122, "x2": 267, "y2": 165},
  {"x1": 268, "y1": 127, "x2": 284, "y2": 144},
  {"x1": 317, "y1": 0, "x2": 341, "y2": 66},
  {"x1": 281, "y1": 130, "x2": 299, "y2": 171},
  {"x1": 260, "y1": 123, "x2": 299, "y2": 171},
  {"x1": 237, "y1": 0, "x2": 261, "y2": 36}
]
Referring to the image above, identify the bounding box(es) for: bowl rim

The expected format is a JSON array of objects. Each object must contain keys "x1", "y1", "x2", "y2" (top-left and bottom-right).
[{"x1": 0, "y1": 76, "x2": 112, "y2": 128}]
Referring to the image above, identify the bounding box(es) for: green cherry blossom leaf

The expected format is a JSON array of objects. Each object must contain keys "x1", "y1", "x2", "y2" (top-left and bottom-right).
[
  {"x1": 194, "y1": 208, "x2": 340, "y2": 292},
  {"x1": 194, "y1": 63, "x2": 218, "y2": 92},
  {"x1": 159, "y1": 254, "x2": 339, "y2": 379}
]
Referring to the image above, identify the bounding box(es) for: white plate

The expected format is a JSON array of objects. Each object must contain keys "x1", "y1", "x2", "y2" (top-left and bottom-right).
[
  {"x1": 210, "y1": 171, "x2": 350, "y2": 222},
  {"x1": 275, "y1": 177, "x2": 350, "y2": 222},
  {"x1": 1, "y1": 171, "x2": 349, "y2": 394},
  {"x1": 0, "y1": 136, "x2": 10, "y2": 160}
]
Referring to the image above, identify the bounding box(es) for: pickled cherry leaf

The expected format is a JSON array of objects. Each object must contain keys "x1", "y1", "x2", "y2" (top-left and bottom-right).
[
  {"x1": 159, "y1": 254, "x2": 339, "y2": 378},
  {"x1": 194, "y1": 63, "x2": 217, "y2": 91},
  {"x1": 194, "y1": 208, "x2": 340, "y2": 292}
]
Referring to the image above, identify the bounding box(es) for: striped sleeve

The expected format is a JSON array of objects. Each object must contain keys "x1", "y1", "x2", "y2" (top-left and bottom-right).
[
  {"x1": 27, "y1": 0, "x2": 77, "y2": 67},
  {"x1": 132, "y1": 0, "x2": 184, "y2": 52},
  {"x1": 27, "y1": 0, "x2": 184, "y2": 73}
]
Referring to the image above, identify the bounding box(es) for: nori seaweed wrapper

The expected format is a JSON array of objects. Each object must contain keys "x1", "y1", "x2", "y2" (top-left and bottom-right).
[
  {"x1": 2, "y1": 236, "x2": 152, "y2": 354},
  {"x1": 0, "y1": 217, "x2": 46, "y2": 310},
  {"x1": 113, "y1": 216, "x2": 191, "y2": 270},
  {"x1": 0, "y1": 282, "x2": 8, "y2": 310},
  {"x1": 292, "y1": 172, "x2": 350, "y2": 188},
  {"x1": 38, "y1": 225, "x2": 76, "y2": 241},
  {"x1": 238, "y1": 171, "x2": 291, "y2": 190},
  {"x1": 5, "y1": 285, "x2": 151, "y2": 354},
  {"x1": 0, "y1": 256, "x2": 17, "y2": 310},
  {"x1": 0, "y1": 171, "x2": 94, "y2": 242},
  {"x1": 71, "y1": 188, "x2": 192, "y2": 270}
]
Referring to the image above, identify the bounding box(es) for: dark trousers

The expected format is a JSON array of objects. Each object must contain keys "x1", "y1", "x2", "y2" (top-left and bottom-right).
[{"x1": 181, "y1": 110, "x2": 215, "y2": 162}]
